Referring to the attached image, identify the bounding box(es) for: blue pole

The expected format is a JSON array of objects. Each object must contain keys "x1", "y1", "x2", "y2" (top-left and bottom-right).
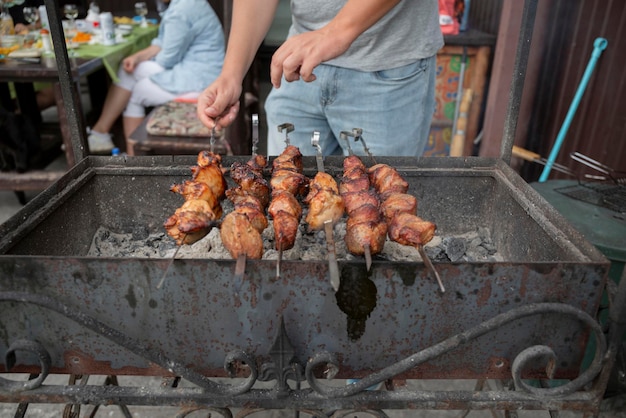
[{"x1": 538, "y1": 37, "x2": 608, "y2": 182}]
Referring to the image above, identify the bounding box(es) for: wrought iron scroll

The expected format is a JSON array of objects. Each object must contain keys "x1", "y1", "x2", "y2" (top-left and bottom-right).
[
  {"x1": 0, "y1": 291, "x2": 257, "y2": 395},
  {"x1": 305, "y1": 303, "x2": 606, "y2": 398},
  {"x1": 0, "y1": 293, "x2": 608, "y2": 410}
]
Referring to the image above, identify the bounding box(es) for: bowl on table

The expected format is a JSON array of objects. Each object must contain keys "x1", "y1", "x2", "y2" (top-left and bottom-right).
[
  {"x1": 0, "y1": 35, "x2": 24, "y2": 48},
  {"x1": 0, "y1": 35, "x2": 24, "y2": 56}
]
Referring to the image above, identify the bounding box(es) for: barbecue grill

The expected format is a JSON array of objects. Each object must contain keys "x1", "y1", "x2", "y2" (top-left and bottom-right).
[{"x1": 1, "y1": 0, "x2": 625, "y2": 416}]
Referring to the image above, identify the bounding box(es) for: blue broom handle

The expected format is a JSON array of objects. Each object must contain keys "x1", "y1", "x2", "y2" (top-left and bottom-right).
[{"x1": 538, "y1": 37, "x2": 608, "y2": 182}]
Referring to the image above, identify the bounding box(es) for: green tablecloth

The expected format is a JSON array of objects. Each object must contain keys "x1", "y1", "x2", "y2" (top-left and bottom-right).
[
  {"x1": 6, "y1": 25, "x2": 158, "y2": 98},
  {"x1": 72, "y1": 25, "x2": 159, "y2": 82}
]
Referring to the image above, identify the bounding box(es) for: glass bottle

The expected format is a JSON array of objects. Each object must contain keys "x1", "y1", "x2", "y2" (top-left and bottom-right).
[{"x1": 0, "y1": 7, "x2": 15, "y2": 36}]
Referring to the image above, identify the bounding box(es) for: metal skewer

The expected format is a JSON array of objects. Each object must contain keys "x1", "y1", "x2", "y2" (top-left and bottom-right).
[
  {"x1": 158, "y1": 233, "x2": 187, "y2": 289},
  {"x1": 571, "y1": 151, "x2": 612, "y2": 175},
  {"x1": 278, "y1": 123, "x2": 294, "y2": 146},
  {"x1": 312, "y1": 131, "x2": 324, "y2": 173},
  {"x1": 251, "y1": 114, "x2": 259, "y2": 156},
  {"x1": 417, "y1": 245, "x2": 445, "y2": 293},
  {"x1": 324, "y1": 220, "x2": 340, "y2": 292},
  {"x1": 340, "y1": 131, "x2": 355, "y2": 156},
  {"x1": 311, "y1": 131, "x2": 341, "y2": 291},
  {"x1": 276, "y1": 240, "x2": 283, "y2": 280},
  {"x1": 234, "y1": 253, "x2": 247, "y2": 283},
  {"x1": 210, "y1": 117, "x2": 220, "y2": 154},
  {"x1": 352, "y1": 128, "x2": 377, "y2": 164}
]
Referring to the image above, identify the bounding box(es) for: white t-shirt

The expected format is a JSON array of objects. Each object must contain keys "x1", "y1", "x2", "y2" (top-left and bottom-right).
[{"x1": 288, "y1": 0, "x2": 444, "y2": 72}]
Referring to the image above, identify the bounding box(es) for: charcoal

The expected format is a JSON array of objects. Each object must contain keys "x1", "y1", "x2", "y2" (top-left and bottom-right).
[
  {"x1": 444, "y1": 237, "x2": 466, "y2": 262},
  {"x1": 87, "y1": 222, "x2": 501, "y2": 263}
]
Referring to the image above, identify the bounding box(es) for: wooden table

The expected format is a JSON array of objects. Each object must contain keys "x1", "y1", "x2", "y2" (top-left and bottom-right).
[
  {"x1": 0, "y1": 55, "x2": 106, "y2": 191},
  {"x1": 0, "y1": 25, "x2": 159, "y2": 192}
]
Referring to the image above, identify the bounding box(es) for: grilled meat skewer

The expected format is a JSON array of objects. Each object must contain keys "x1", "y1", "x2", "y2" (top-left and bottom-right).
[
  {"x1": 221, "y1": 155, "x2": 270, "y2": 260},
  {"x1": 368, "y1": 163, "x2": 442, "y2": 292},
  {"x1": 340, "y1": 155, "x2": 387, "y2": 268},
  {"x1": 269, "y1": 145, "x2": 308, "y2": 252},
  {"x1": 165, "y1": 151, "x2": 227, "y2": 245}
]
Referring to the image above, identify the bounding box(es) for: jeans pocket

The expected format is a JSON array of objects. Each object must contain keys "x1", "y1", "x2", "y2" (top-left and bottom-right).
[{"x1": 374, "y1": 58, "x2": 427, "y2": 82}]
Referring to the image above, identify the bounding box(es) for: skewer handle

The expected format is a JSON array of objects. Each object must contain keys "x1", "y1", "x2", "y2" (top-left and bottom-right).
[
  {"x1": 278, "y1": 123, "x2": 294, "y2": 146},
  {"x1": 235, "y1": 253, "x2": 247, "y2": 282},
  {"x1": 417, "y1": 245, "x2": 445, "y2": 293},
  {"x1": 311, "y1": 131, "x2": 324, "y2": 173},
  {"x1": 364, "y1": 244, "x2": 372, "y2": 272},
  {"x1": 324, "y1": 220, "x2": 340, "y2": 292},
  {"x1": 340, "y1": 131, "x2": 354, "y2": 156},
  {"x1": 210, "y1": 117, "x2": 219, "y2": 154},
  {"x1": 251, "y1": 114, "x2": 259, "y2": 156}
]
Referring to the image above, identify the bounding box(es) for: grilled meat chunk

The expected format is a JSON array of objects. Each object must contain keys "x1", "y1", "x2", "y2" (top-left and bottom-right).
[
  {"x1": 270, "y1": 169, "x2": 309, "y2": 197},
  {"x1": 191, "y1": 151, "x2": 227, "y2": 200},
  {"x1": 271, "y1": 144, "x2": 303, "y2": 173},
  {"x1": 230, "y1": 159, "x2": 270, "y2": 208},
  {"x1": 388, "y1": 212, "x2": 436, "y2": 247},
  {"x1": 170, "y1": 180, "x2": 223, "y2": 219},
  {"x1": 220, "y1": 212, "x2": 264, "y2": 259},
  {"x1": 304, "y1": 172, "x2": 344, "y2": 231},
  {"x1": 368, "y1": 163, "x2": 409, "y2": 199},
  {"x1": 269, "y1": 190, "x2": 302, "y2": 251},
  {"x1": 164, "y1": 199, "x2": 219, "y2": 245},
  {"x1": 344, "y1": 212, "x2": 388, "y2": 255},
  {"x1": 342, "y1": 189, "x2": 379, "y2": 217},
  {"x1": 225, "y1": 189, "x2": 268, "y2": 233},
  {"x1": 379, "y1": 192, "x2": 417, "y2": 222}
]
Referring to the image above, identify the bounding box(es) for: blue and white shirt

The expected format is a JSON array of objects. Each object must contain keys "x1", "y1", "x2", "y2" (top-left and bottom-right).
[{"x1": 150, "y1": 0, "x2": 225, "y2": 94}]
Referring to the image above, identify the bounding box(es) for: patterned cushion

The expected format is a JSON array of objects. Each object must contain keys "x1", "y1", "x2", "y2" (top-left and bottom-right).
[{"x1": 146, "y1": 101, "x2": 221, "y2": 138}]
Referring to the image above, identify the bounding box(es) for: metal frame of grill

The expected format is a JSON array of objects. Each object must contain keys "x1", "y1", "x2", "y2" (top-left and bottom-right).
[{"x1": 1, "y1": 0, "x2": 625, "y2": 416}]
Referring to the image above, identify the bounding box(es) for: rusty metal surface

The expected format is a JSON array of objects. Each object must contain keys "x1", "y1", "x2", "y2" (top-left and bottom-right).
[{"x1": 0, "y1": 156, "x2": 609, "y2": 381}]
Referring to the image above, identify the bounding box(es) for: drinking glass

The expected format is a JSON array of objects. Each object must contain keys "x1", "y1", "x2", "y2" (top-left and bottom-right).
[
  {"x1": 135, "y1": 2, "x2": 148, "y2": 28},
  {"x1": 63, "y1": 4, "x2": 78, "y2": 34},
  {"x1": 22, "y1": 7, "x2": 39, "y2": 27}
]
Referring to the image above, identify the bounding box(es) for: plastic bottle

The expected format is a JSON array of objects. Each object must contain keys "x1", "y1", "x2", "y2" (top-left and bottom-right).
[
  {"x1": 38, "y1": 5, "x2": 50, "y2": 30},
  {"x1": 99, "y1": 12, "x2": 116, "y2": 45},
  {"x1": 40, "y1": 29, "x2": 53, "y2": 54}
]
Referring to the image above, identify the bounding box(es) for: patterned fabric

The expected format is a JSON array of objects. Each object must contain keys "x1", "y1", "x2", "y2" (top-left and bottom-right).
[{"x1": 146, "y1": 101, "x2": 215, "y2": 137}]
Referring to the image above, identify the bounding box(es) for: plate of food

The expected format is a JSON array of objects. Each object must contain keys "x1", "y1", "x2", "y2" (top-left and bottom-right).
[
  {"x1": 8, "y1": 49, "x2": 41, "y2": 58},
  {"x1": 70, "y1": 31, "x2": 92, "y2": 44}
]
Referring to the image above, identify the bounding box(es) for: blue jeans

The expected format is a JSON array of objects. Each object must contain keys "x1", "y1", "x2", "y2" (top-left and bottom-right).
[{"x1": 264, "y1": 56, "x2": 436, "y2": 157}]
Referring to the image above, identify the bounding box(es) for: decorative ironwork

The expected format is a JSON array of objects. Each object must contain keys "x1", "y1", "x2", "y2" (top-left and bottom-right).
[
  {"x1": 0, "y1": 291, "x2": 609, "y2": 415},
  {"x1": 0, "y1": 291, "x2": 257, "y2": 395},
  {"x1": 258, "y1": 317, "x2": 304, "y2": 396}
]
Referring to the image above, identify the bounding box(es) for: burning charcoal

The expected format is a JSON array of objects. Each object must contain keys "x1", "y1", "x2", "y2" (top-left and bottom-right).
[{"x1": 444, "y1": 236, "x2": 466, "y2": 262}]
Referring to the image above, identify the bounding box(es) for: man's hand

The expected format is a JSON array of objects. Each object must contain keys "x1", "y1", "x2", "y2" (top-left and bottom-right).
[
  {"x1": 270, "y1": 27, "x2": 350, "y2": 88},
  {"x1": 196, "y1": 76, "x2": 242, "y2": 131}
]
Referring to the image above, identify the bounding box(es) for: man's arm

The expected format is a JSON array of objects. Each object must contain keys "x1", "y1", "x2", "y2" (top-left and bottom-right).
[
  {"x1": 271, "y1": 0, "x2": 401, "y2": 87},
  {"x1": 197, "y1": 0, "x2": 280, "y2": 129}
]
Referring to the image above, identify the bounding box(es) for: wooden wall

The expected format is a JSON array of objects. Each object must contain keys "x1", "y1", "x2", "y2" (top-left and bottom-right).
[
  {"x1": 523, "y1": 0, "x2": 626, "y2": 180},
  {"x1": 480, "y1": 0, "x2": 625, "y2": 181}
]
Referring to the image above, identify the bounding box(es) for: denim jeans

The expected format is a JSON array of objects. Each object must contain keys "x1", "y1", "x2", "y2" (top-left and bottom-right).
[{"x1": 264, "y1": 55, "x2": 436, "y2": 157}]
